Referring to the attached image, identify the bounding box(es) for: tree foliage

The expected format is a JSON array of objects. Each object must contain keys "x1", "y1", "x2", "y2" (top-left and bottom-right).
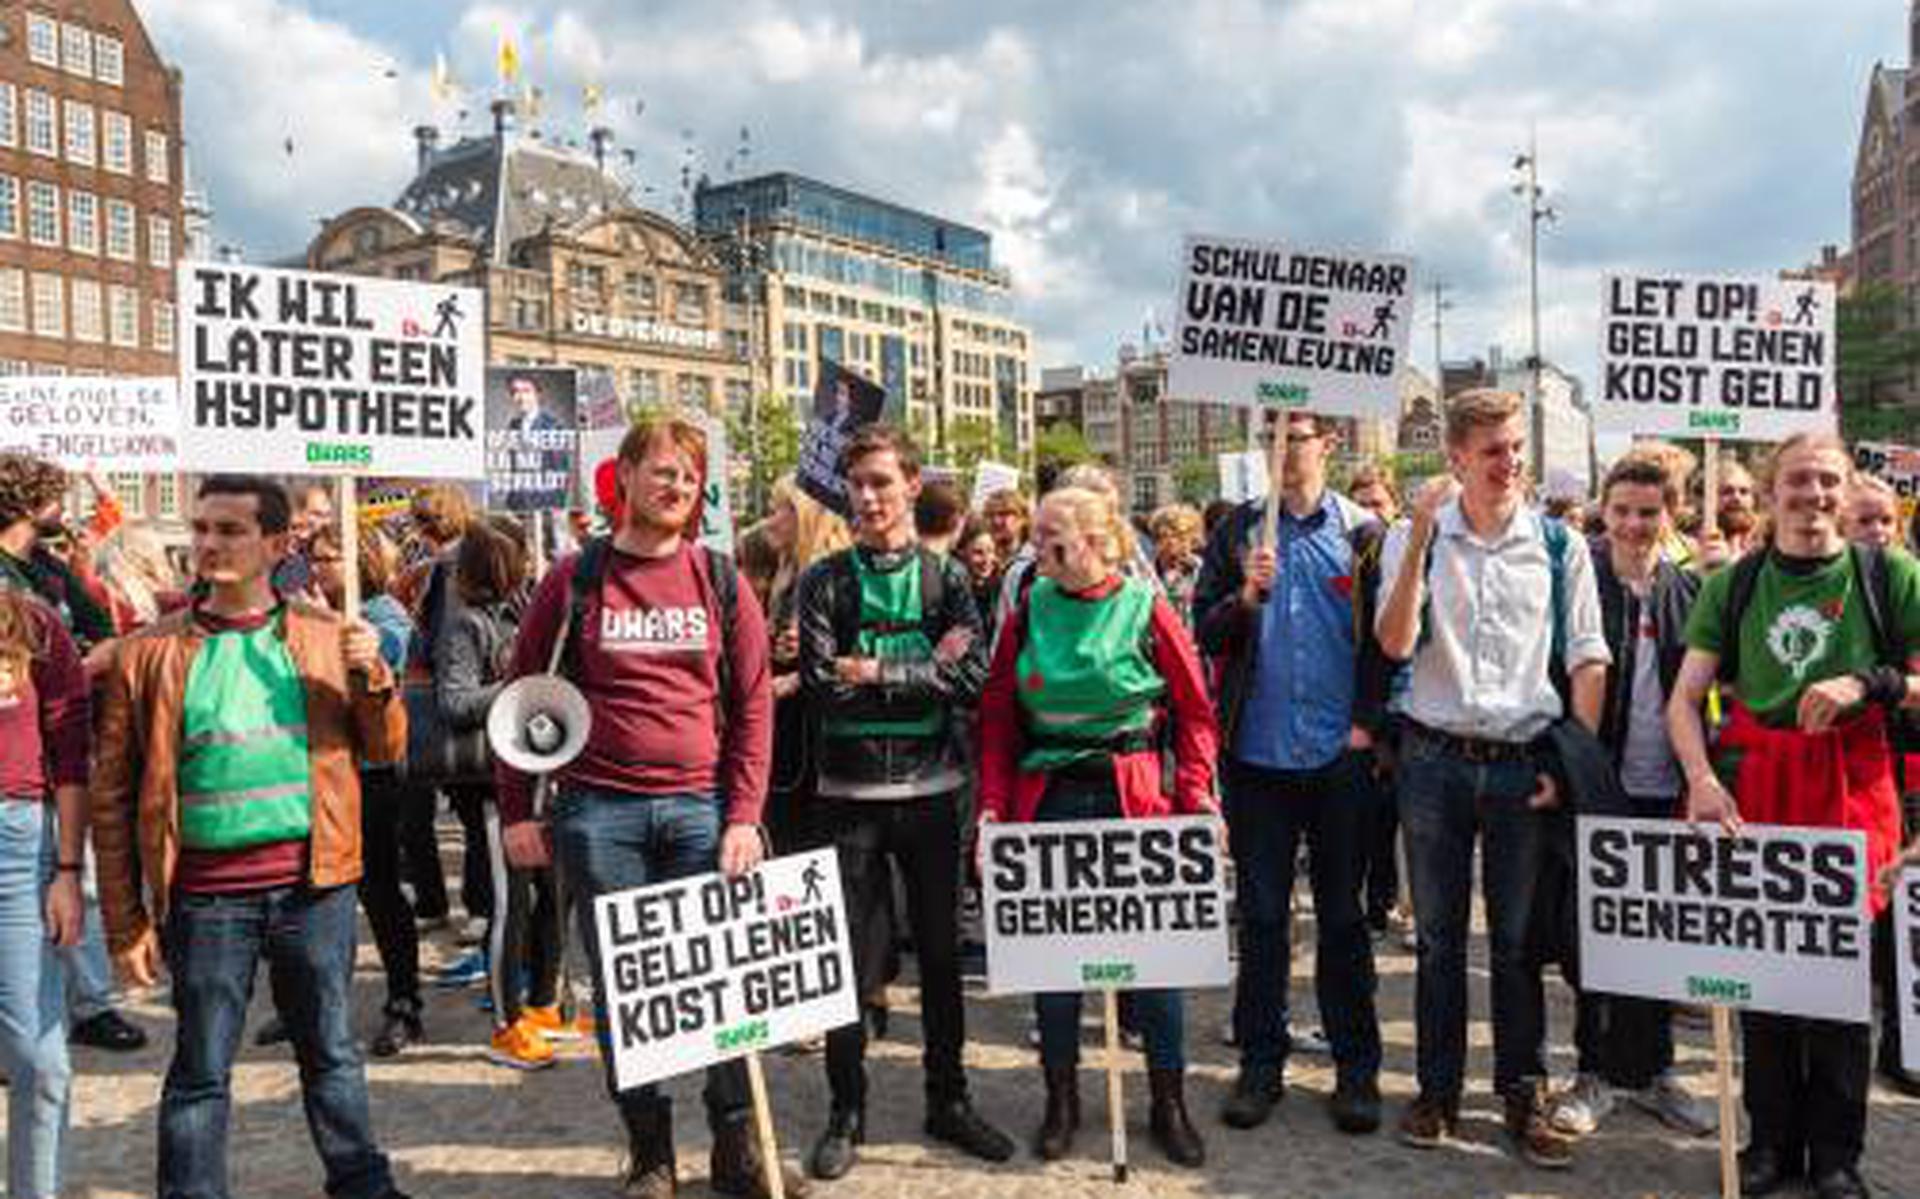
[{"x1": 1839, "y1": 282, "x2": 1920, "y2": 443}]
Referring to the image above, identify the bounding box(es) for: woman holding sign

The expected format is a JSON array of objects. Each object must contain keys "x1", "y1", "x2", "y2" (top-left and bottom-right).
[{"x1": 977, "y1": 485, "x2": 1220, "y2": 1169}]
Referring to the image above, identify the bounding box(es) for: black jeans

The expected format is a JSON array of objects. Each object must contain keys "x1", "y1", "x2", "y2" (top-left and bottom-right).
[
  {"x1": 356, "y1": 772, "x2": 421, "y2": 1008},
  {"x1": 1742, "y1": 1010, "x2": 1870, "y2": 1177},
  {"x1": 446, "y1": 784, "x2": 494, "y2": 926},
  {"x1": 1567, "y1": 793, "x2": 1677, "y2": 1090},
  {"x1": 483, "y1": 805, "x2": 561, "y2": 1025},
  {"x1": 1360, "y1": 761, "x2": 1400, "y2": 925},
  {"x1": 397, "y1": 786, "x2": 447, "y2": 921},
  {"x1": 1223, "y1": 753, "x2": 1382, "y2": 1084},
  {"x1": 816, "y1": 792, "x2": 968, "y2": 1111}
]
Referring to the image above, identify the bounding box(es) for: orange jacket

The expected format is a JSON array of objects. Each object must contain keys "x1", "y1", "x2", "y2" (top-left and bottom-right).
[{"x1": 88, "y1": 602, "x2": 405, "y2": 953}]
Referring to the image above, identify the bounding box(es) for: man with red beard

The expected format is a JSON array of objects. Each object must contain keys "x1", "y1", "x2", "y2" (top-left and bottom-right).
[
  {"x1": 498, "y1": 414, "x2": 802, "y2": 1199},
  {"x1": 1696, "y1": 456, "x2": 1761, "y2": 568},
  {"x1": 1670, "y1": 432, "x2": 1920, "y2": 1199}
]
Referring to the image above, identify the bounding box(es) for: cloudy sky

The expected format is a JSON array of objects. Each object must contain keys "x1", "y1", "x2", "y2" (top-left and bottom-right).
[{"x1": 141, "y1": 0, "x2": 1893, "y2": 388}]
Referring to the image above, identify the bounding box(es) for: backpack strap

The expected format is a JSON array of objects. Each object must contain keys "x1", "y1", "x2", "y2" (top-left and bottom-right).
[
  {"x1": 558, "y1": 536, "x2": 611, "y2": 679},
  {"x1": 1715, "y1": 548, "x2": 1770, "y2": 685},
  {"x1": 1542, "y1": 515, "x2": 1568, "y2": 666},
  {"x1": 1851, "y1": 543, "x2": 1902, "y2": 669},
  {"x1": 702, "y1": 545, "x2": 741, "y2": 717},
  {"x1": 918, "y1": 546, "x2": 946, "y2": 636}
]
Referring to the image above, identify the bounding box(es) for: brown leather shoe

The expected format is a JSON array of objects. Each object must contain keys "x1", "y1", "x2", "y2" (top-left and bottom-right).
[
  {"x1": 620, "y1": 1102, "x2": 676, "y2": 1199},
  {"x1": 1035, "y1": 1067, "x2": 1080, "y2": 1161},
  {"x1": 710, "y1": 1120, "x2": 809, "y2": 1198},
  {"x1": 1148, "y1": 1069, "x2": 1205, "y2": 1168},
  {"x1": 1396, "y1": 1093, "x2": 1458, "y2": 1148},
  {"x1": 1505, "y1": 1081, "x2": 1574, "y2": 1170}
]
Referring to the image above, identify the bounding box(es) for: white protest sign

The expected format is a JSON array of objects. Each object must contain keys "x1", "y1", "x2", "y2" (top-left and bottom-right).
[
  {"x1": 981, "y1": 816, "x2": 1231, "y2": 995},
  {"x1": 1895, "y1": 867, "x2": 1920, "y2": 1071},
  {"x1": 1578, "y1": 816, "x2": 1870, "y2": 1022},
  {"x1": 1169, "y1": 234, "x2": 1415, "y2": 418},
  {"x1": 1596, "y1": 273, "x2": 1837, "y2": 443},
  {"x1": 592, "y1": 848, "x2": 858, "y2": 1092},
  {"x1": 576, "y1": 417, "x2": 732, "y2": 551},
  {"x1": 1854, "y1": 440, "x2": 1920, "y2": 529},
  {"x1": 179, "y1": 262, "x2": 485, "y2": 478},
  {"x1": 970, "y1": 460, "x2": 1022, "y2": 510},
  {"x1": 0, "y1": 376, "x2": 177, "y2": 471},
  {"x1": 1216, "y1": 449, "x2": 1269, "y2": 504}
]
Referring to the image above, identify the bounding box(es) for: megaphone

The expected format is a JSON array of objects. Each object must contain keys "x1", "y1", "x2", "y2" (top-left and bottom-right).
[{"x1": 487, "y1": 674, "x2": 592, "y2": 775}]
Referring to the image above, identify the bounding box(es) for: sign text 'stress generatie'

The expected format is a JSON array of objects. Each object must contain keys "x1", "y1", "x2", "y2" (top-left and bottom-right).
[
  {"x1": 178, "y1": 262, "x2": 486, "y2": 479},
  {"x1": 1577, "y1": 816, "x2": 1871, "y2": 1022},
  {"x1": 1169, "y1": 234, "x2": 1416, "y2": 419},
  {"x1": 1595, "y1": 274, "x2": 1837, "y2": 443}
]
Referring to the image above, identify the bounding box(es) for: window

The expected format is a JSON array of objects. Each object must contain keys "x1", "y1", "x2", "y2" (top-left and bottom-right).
[
  {"x1": 108, "y1": 285, "x2": 137, "y2": 347},
  {"x1": 26, "y1": 13, "x2": 58, "y2": 68},
  {"x1": 0, "y1": 271, "x2": 23, "y2": 332},
  {"x1": 783, "y1": 322, "x2": 809, "y2": 353},
  {"x1": 101, "y1": 111, "x2": 130, "y2": 174},
  {"x1": 155, "y1": 472, "x2": 179, "y2": 519},
  {"x1": 105, "y1": 199, "x2": 134, "y2": 260},
  {"x1": 109, "y1": 472, "x2": 142, "y2": 515},
  {"x1": 70, "y1": 279, "x2": 101, "y2": 343},
  {"x1": 621, "y1": 272, "x2": 656, "y2": 310},
  {"x1": 94, "y1": 36, "x2": 123, "y2": 86},
  {"x1": 147, "y1": 213, "x2": 170, "y2": 265},
  {"x1": 63, "y1": 101, "x2": 94, "y2": 167},
  {"x1": 0, "y1": 85, "x2": 16, "y2": 149},
  {"x1": 151, "y1": 298, "x2": 173, "y2": 352},
  {"x1": 0, "y1": 177, "x2": 17, "y2": 240},
  {"x1": 25, "y1": 90, "x2": 54, "y2": 156},
  {"x1": 26, "y1": 182, "x2": 58, "y2": 247},
  {"x1": 677, "y1": 375, "x2": 712, "y2": 408},
  {"x1": 67, "y1": 190, "x2": 96, "y2": 254},
  {"x1": 674, "y1": 282, "x2": 707, "y2": 326},
  {"x1": 61, "y1": 24, "x2": 91, "y2": 77},
  {"x1": 509, "y1": 297, "x2": 545, "y2": 331},
  {"x1": 30, "y1": 273, "x2": 62, "y2": 338},
  {"x1": 628, "y1": 369, "x2": 661, "y2": 405}
]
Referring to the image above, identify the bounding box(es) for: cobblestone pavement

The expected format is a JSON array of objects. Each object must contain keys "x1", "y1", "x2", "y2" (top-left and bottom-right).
[{"x1": 48, "y1": 912, "x2": 1920, "y2": 1199}]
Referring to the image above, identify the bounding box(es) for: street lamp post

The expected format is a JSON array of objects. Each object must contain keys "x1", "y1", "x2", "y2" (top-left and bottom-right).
[
  {"x1": 1512, "y1": 130, "x2": 1558, "y2": 482},
  {"x1": 1431, "y1": 279, "x2": 1453, "y2": 397}
]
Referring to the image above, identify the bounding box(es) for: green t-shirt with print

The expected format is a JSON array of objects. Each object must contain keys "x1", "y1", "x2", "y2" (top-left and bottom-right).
[{"x1": 1684, "y1": 548, "x2": 1920, "y2": 727}]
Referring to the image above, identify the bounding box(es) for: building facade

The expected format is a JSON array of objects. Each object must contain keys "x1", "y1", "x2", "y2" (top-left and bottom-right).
[
  {"x1": 694, "y1": 172, "x2": 1035, "y2": 460},
  {"x1": 1073, "y1": 347, "x2": 1252, "y2": 514},
  {"x1": 1847, "y1": 4, "x2": 1920, "y2": 404},
  {"x1": 0, "y1": 0, "x2": 186, "y2": 523},
  {"x1": 307, "y1": 117, "x2": 750, "y2": 426}
]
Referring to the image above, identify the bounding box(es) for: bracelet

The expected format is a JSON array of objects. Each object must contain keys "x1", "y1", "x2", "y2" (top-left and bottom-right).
[{"x1": 1853, "y1": 666, "x2": 1907, "y2": 708}]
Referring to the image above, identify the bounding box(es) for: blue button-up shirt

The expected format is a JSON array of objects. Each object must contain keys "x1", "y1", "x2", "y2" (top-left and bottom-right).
[{"x1": 1233, "y1": 492, "x2": 1359, "y2": 771}]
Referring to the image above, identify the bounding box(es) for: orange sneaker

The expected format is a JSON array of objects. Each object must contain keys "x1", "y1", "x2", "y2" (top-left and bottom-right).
[
  {"x1": 520, "y1": 1004, "x2": 584, "y2": 1042},
  {"x1": 487, "y1": 1018, "x2": 556, "y2": 1070},
  {"x1": 573, "y1": 1010, "x2": 599, "y2": 1039}
]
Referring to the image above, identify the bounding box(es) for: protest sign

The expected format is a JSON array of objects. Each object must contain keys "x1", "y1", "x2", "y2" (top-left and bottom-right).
[
  {"x1": 1853, "y1": 440, "x2": 1920, "y2": 528},
  {"x1": 484, "y1": 367, "x2": 578, "y2": 512},
  {"x1": 1577, "y1": 816, "x2": 1870, "y2": 1023},
  {"x1": 591, "y1": 848, "x2": 858, "y2": 1092},
  {"x1": 980, "y1": 816, "x2": 1231, "y2": 995},
  {"x1": 1895, "y1": 867, "x2": 1920, "y2": 1072},
  {"x1": 1168, "y1": 235, "x2": 1415, "y2": 418},
  {"x1": 0, "y1": 376, "x2": 177, "y2": 471},
  {"x1": 970, "y1": 460, "x2": 1022, "y2": 510},
  {"x1": 179, "y1": 261, "x2": 484, "y2": 478},
  {"x1": 1596, "y1": 274, "x2": 1837, "y2": 443},
  {"x1": 576, "y1": 415, "x2": 732, "y2": 552},
  {"x1": 1217, "y1": 449, "x2": 1269, "y2": 504},
  {"x1": 796, "y1": 359, "x2": 885, "y2": 519}
]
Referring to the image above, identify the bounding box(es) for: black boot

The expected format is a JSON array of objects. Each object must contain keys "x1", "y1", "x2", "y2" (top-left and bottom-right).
[
  {"x1": 807, "y1": 1107, "x2": 863, "y2": 1181},
  {"x1": 1149, "y1": 1069, "x2": 1205, "y2": 1168},
  {"x1": 925, "y1": 1096, "x2": 1016, "y2": 1161},
  {"x1": 369, "y1": 997, "x2": 423, "y2": 1059},
  {"x1": 1034, "y1": 1067, "x2": 1081, "y2": 1161},
  {"x1": 710, "y1": 1119, "x2": 810, "y2": 1198},
  {"x1": 620, "y1": 1101, "x2": 676, "y2": 1199}
]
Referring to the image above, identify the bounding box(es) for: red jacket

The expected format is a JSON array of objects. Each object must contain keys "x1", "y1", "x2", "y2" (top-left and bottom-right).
[{"x1": 978, "y1": 576, "x2": 1219, "y2": 824}]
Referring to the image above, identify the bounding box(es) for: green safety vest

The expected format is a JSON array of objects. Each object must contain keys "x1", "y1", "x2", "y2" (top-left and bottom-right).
[
  {"x1": 1015, "y1": 576, "x2": 1164, "y2": 772},
  {"x1": 177, "y1": 617, "x2": 314, "y2": 852},
  {"x1": 822, "y1": 550, "x2": 946, "y2": 741}
]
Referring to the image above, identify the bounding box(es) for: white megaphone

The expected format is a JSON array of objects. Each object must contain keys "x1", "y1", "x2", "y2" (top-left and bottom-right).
[{"x1": 487, "y1": 674, "x2": 592, "y2": 775}]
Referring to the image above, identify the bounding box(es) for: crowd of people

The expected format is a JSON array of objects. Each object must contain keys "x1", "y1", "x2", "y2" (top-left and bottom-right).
[{"x1": 0, "y1": 386, "x2": 1917, "y2": 1199}]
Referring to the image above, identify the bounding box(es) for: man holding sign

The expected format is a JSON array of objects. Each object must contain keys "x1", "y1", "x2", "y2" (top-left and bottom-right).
[
  {"x1": 1668, "y1": 431, "x2": 1920, "y2": 1199},
  {"x1": 496, "y1": 414, "x2": 801, "y2": 1199}
]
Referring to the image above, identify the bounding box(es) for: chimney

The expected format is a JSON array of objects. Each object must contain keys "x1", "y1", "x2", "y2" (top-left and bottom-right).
[
  {"x1": 589, "y1": 126, "x2": 613, "y2": 174},
  {"x1": 412, "y1": 125, "x2": 438, "y2": 173}
]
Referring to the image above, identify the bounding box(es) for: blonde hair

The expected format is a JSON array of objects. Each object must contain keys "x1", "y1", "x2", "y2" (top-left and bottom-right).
[
  {"x1": 1760, "y1": 431, "x2": 1852, "y2": 498},
  {"x1": 1042, "y1": 486, "x2": 1136, "y2": 571},
  {"x1": 0, "y1": 590, "x2": 44, "y2": 684},
  {"x1": 1148, "y1": 503, "x2": 1202, "y2": 548},
  {"x1": 1444, "y1": 388, "x2": 1524, "y2": 447},
  {"x1": 768, "y1": 474, "x2": 851, "y2": 616},
  {"x1": 410, "y1": 483, "x2": 473, "y2": 545},
  {"x1": 1849, "y1": 474, "x2": 1897, "y2": 503}
]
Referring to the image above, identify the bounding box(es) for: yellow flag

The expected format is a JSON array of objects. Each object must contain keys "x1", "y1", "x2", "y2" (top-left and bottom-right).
[
  {"x1": 583, "y1": 82, "x2": 603, "y2": 113},
  {"x1": 498, "y1": 36, "x2": 520, "y2": 83}
]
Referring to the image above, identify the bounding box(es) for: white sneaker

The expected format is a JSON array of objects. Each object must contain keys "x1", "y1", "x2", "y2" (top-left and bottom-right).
[
  {"x1": 1629, "y1": 1073, "x2": 1717, "y2": 1137},
  {"x1": 1547, "y1": 1072, "x2": 1613, "y2": 1136}
]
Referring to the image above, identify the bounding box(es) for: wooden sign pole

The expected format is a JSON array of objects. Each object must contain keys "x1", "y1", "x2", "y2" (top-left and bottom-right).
[
  {"x1": 1104, "y1": 988, "x2": 1128, "y2": 1184},
  {"x1": 1713, "y1": 1004, "x2": 1740, "y2": 1199},
  {"x1": 338, "y1": 475, "x2": 361, "y2": 615},
  {"x1": 745, "y1": 1051, "x2": 785, "y2": 1199}
]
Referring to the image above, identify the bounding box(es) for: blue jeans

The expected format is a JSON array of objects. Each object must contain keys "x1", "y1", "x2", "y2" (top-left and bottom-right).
[
  {"x1": 61, "y1": 846, "x2": 114, "y2": 1021},
  {"x1": 0, "y1": 802, "x2": 69, "y2": 1198},
  {"x1": 159, "y1": 884, "x2": 391, "y2": 1199},
  {"x1": 551, "y1": 786, "x2": 749, "y2": 1129},
  {"x1": 1223, "y1": 753, "x2": 1381, "y2": 1084},
  {"x1": 1396, "y1": 733, "x2": 1546, "y2": 1101},
  {"x1": 1029, "y1": 775, "x2": 1186, "y2": 1073}
]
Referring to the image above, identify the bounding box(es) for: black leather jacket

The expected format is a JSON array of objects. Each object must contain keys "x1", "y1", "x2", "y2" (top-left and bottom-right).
[{"x1": 797, "y1": 543, "x2": 985, "y2": 798}]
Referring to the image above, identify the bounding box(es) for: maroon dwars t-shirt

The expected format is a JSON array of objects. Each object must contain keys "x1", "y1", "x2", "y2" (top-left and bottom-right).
[
  {"x1": 496, "y1": 542, "x2": 772, "y2": 826},
  {"x1": 0, "y1": 597, "x2": 89, "y2": 801}
]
